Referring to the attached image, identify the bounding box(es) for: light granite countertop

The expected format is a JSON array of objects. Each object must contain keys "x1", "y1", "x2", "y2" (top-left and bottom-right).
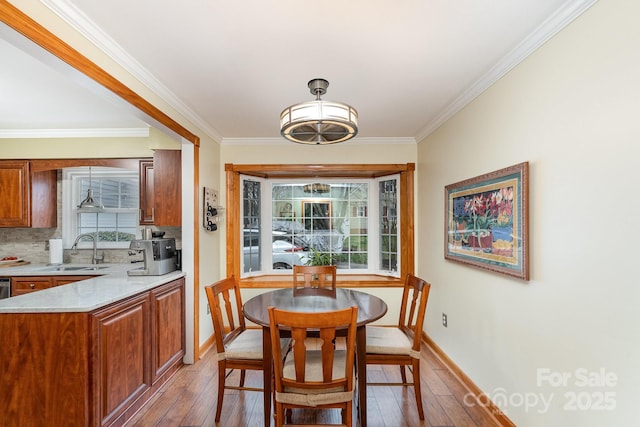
[{"x1": 0, "y1": 263, "x2": 185, "y2": 313}]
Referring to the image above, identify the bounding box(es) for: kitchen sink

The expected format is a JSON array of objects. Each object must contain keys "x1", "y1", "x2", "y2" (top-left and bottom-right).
[
  {"x1": 47, "y1": 266, "x2": 88, "y2": 271},
  {"x1": 39, "y1": 265, "x2": 112, "y2": 272}
]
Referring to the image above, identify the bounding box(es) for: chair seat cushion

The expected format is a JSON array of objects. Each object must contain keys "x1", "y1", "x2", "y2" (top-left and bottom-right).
[
  {"x1": 221, "y1": 330, "x2": 290, "y2": 361},
  {"x1": 366, "y1": 326, "x2": 420, "y2": 358},
  {"x1": 221, "y1": 329, "x2": 263, "y2": 360}
]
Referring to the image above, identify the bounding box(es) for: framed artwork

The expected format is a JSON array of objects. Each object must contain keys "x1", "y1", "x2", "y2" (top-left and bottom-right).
[
  {"x1": 275, "y1": 201, "x2": 293, "y2": 218},
  {"x1": 303, "y1": 200, "x2": 332, "y2": 231},
  {"x1": 444, "y1": 162, "x2": 529, "y2": 280}
]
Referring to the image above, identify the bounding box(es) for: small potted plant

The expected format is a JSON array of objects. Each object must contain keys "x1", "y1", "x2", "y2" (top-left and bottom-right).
[{"x1": 306, "y1": 248, "x2": 334, "y2": 266}]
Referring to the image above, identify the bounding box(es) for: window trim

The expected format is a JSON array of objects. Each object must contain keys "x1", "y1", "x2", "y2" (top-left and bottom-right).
[
  {"x1": 225, "y1": 163, "x2": 415, "y2": 288},
  {"x1": 62, "y1": 167, "x2": 140, "y2": 249}
]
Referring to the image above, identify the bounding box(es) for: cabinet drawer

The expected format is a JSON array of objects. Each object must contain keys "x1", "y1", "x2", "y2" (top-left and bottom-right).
[
  {"x1": 12, "y1": 277, "x2": 53, "y2": 295},
  {"x1": 53, "y1": 276, "x2": 95, "y2": 287}
]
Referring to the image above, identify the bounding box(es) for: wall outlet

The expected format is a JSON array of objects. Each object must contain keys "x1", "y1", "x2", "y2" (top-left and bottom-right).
[
  {"x1": 442, "y1": 313, "x2": 448, "y2": 327},
  {"x1": 205, "y1": 187, "x2": 218, "y2": 206}
]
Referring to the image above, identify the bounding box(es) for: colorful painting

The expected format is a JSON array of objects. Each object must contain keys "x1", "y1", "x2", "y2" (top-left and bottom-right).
[{"x1": 445, "y1": 162, "x2": 529, "y2": 280}]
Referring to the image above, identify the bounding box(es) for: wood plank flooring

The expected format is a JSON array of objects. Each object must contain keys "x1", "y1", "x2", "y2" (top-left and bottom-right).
[{"x1": 127, "y1": 340, "x2": 502, "y2": 427}]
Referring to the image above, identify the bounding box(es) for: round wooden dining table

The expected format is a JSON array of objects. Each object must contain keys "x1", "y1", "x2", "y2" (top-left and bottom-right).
[{"x1": 243, "y1": 287, "x2": 388, "y2": 427}]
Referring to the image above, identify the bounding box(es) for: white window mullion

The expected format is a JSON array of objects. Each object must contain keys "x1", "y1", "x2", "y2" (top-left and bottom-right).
[
  {"x1": 63, "y1": 167, "x2": 139, "y2": 250},
  {"x1": 368, "y1": 182, "x2": 380, "y2": 274}
]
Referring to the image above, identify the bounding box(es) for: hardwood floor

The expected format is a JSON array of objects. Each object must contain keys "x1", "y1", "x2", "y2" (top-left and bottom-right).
[{"x1": 127, "y1": 340, "x2": 502, "y2": 427}]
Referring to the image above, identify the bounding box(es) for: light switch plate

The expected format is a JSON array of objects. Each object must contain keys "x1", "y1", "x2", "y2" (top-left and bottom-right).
[{"x1": 204, "y1": 187, "x2": 218, "y2": 206}]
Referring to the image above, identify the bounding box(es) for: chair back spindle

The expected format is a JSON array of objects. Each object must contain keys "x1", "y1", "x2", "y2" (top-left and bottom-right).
[
  {"x1": 292, "y1": 265, "x2": 337, "y2": 297},
  {"x1": 268, "y1": 305, "x2": 358, "y2": 426}
]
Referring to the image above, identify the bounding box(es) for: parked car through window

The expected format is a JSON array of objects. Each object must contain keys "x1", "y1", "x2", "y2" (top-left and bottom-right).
[{"x1": 243, "y1": 229, "x2": 309, "y2": 272}]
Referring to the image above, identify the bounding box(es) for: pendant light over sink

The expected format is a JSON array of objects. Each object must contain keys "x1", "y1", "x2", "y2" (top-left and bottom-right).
[
  {"x1": 77, "y1": 166, "x2": 103, "y2": 212},
  {"x1": 280, "y1": 78, "x2": 358, "y2": 145}
]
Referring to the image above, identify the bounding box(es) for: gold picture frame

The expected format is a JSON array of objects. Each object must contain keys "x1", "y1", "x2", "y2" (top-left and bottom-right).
[{"x1": 444, "y1": 162, "x2": 529, "y2": 280}]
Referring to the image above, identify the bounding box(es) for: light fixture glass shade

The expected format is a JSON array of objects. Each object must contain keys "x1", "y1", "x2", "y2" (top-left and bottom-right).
[
  {"x1": 303, "y1": 183, "x2": 331, "y2": 194},
  {"x1": 280, "y1": 79, "x2": 358, "y2": 145},
  {"x1": 77, "y1": 188, "x2": 103, "y2": 211}
]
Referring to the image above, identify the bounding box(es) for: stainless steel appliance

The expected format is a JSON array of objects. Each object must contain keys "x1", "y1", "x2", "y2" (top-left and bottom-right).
[
  {"x1": 127, "y1": 238, "x2": 178, "y2": 276},
  {"x1": 0, "y1": 278, "x2": 10, "y2": 299}
]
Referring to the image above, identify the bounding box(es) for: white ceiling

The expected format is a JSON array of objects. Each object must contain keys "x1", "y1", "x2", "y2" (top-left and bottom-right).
[{"x1": 2, "y1": 0, "x2": 597, "y2": 142}]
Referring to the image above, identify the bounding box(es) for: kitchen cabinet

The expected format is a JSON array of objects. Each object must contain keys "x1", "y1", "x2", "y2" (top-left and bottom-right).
[
  {"x1": 11, "y1": 275, "x2": 95, "y2": 296},
  {"x1": 93, "y1": 292, "x2": 151, "y2": 426},
  {"x1": 152, "y1": 150, "x2": 182, "y2": 226},
  {"x1": 139, "y1": 160, "x2": 155, "y2": 224},
  {"x1": 0, "y1": 161, "x2": 29, "y2": 227},
  {"x1": 150, "y1": 279, "x2": 185, "y2": 383},
  {"x1": 0, "y1": 160, "x2": 56, "y2": 228},
  {"x1": 53, "y1": 275, "x2": 95, "y2": 286},
  {"x1": 0, "y1": 277, "x2": 185, "y2": 427},
  {"x1": 30, "y1": 169, "x2": 57, "y2": 227}
]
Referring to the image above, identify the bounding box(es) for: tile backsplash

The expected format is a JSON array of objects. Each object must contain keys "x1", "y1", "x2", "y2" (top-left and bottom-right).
[
  {"x1": 0, "y1": 226, "x2": 181, "y2": 265},
  {"x1": 0, "y1": 171, "x2": 181, "y2": 265}
]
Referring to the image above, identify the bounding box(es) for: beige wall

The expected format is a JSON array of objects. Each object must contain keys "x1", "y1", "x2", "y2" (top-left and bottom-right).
[
  {"x1": 197, "y1": 136, "x2": 222, "y2": 345},
  {"x1": 417, "y1": 0, "x2": 639, "y2": 425},
  {"x1": 0, "y1": 138, "x2": 155, "y2": 158}
]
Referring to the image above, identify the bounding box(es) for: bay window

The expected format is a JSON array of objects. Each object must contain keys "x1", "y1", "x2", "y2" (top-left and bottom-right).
[{"x1": 226, "y1": 163, "x2": 415, "y2": 288}]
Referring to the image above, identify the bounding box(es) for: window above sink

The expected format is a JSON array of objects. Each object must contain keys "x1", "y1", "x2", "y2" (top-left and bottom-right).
[{"x1": 62, "y1": 167, "x2": 139, "y2": 250}]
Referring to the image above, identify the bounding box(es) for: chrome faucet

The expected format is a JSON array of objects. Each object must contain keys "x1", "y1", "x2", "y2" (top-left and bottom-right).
[{"x1": 71, "y1": 233, "x2": 104, "y2": 264}]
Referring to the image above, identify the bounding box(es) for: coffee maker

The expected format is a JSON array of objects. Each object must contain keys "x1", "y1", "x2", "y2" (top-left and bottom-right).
[{"x1": 127, "y1": 237, "x2": 178, "y2": 276}]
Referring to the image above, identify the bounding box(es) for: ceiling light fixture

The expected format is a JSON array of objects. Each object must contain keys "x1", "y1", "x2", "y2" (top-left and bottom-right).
[
  {"x1": 280, "y1": 78, "x2": 358, "y2": 145},
  {"x1": 303, "y1": 183, "x2": 331, "y2": 194},
  {"x1": 77, "y1": 166, "x2": 103, "y2": 212}
]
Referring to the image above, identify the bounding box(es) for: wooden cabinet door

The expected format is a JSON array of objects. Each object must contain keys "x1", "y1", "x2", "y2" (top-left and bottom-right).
[
  {"x1": 92, "y1": 293, "x2": 151, "y2": 426},
  {"x1": 11, "y1": 276, "x2": 53, "y2": 295},
  {"x1": 0, "y1": 161, "x2": 56, "y2": 228},
  {"x1": 30, "y1": 169, "x2": 57, "y2": 228},
  {"x1": 153, "y1": 150, "x2": 181, "y2": 226},
  {"x1": 0, "y1": 161, "x2": 29, "y2": 227},
  {"x1": 150, "y1": 277, "x2": 185, "y2": 383},
  {"x1": 139, "y1": 160, "x2": 155, "y2": 225}
]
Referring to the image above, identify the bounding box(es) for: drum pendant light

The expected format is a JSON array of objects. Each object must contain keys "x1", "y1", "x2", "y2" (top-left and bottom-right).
[{"x1": 280, "y1": 79, "x2": 358, "y2": 145}]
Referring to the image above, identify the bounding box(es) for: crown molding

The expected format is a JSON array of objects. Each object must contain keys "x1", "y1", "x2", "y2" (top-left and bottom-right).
[
  {"x1": 415, "y1": 0, "x2": 600, "y2": 142},
  {"x1": 220, "y1": 136, "x2": 416, "y2": 145},
  {"x1": 41, "y1": 0, "x2": 222, "y2": 142},
  {"x1": 0, "y1": 127, "x2": 150, "y2": 139}
]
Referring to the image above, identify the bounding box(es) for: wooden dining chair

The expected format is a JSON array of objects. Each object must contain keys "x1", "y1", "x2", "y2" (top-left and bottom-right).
[
  {"x1": 204, "y1": 276, "x2": 265, "y2": 422},
  {"x1": 365, "y1": 274, "x2": 431, "y2": 420},
  {"x1": 292, "y1": 265, "x2": 337, "y2": 297},
  {"x1": 268, "y1": 305, "x2": 358, "y2": 427}
]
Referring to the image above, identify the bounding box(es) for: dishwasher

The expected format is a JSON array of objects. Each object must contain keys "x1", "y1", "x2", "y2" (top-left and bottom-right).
[{"x1": 0, "y1": 278, "x2": 10, "y2": 299}]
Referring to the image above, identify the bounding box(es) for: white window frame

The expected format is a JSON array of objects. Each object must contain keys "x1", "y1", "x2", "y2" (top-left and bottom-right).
[
  {"x1": 62, "y1": 167, "x2": 139, "y2": 249},
  {"x1": 239, "y1": 175, "x2": 400, "y2": 278}
]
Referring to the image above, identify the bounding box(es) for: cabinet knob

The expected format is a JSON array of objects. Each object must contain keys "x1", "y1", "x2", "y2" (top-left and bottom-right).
[{"x1": 29, "y1": 283, "x2": 35, "y2": 289}]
